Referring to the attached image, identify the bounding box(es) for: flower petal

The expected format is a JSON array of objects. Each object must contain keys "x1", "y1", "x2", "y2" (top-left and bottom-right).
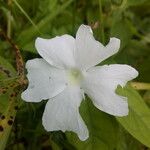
[
  {"x1": 21, "y1": 58, "x2": 67, "y2": 102},
  {"x1": 35, "y1": 35, "x2": 76, "y2": 69},
  {"x1": 75, "y1": 25, "x2": 120, "y2": 70},
  {"x1": 82, "y1": 64, "x2": 138, "y2": 116},
  {"x1": 42, "y1": 86, "x2": 89, "y2": 141}
]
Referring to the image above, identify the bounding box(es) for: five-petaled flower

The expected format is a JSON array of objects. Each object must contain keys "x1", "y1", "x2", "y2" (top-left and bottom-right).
[{"x1": 21, "y1": 25, "x2": 138, "y2": 141}]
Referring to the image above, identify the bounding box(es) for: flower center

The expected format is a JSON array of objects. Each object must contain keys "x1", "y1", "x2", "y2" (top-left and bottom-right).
[{"x1": 68, "y1": 69, "x2": 82, "y2": 85}]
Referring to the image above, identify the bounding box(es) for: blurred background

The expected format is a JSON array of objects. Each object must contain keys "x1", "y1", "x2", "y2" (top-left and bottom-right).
[{"x1": 0, "y1": 0, "x2": 150, "y2": 150}]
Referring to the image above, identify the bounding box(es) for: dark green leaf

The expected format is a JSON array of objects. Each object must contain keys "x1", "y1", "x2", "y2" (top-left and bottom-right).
[
  {"x1": 116, "y1": 86, "x2": 150, "y2": 148},
  {"x1": 67, "y1": 98, "x2": 118, "y2": 150}
]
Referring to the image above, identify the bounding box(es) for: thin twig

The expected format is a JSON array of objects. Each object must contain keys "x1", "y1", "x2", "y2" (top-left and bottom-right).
[
  {"x1": 98, "y1": 0, "x2": 105, "y2": 44},
  {"x1": 0, "y1": 29, "x2": 24, "y2": 77},
  {"x1": 130, "y1": 82, "x2": 150, "y2": 90}
]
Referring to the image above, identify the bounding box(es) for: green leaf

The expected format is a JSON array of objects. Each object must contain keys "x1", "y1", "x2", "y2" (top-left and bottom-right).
[
  {"x1": 0, "y1": 56, "x2": 16, "y2": 78},
  {"x1": 126, "y1": 0, "x2": 149, "y2": 7},
  {"x1": 0, "y1": 93, "x2": 9, "y2": 114},
  {"x1": 0, "y1": 56, "x2": 16, "y2": 114},
  {"x1": 116, "y1": 126, "x2": 142, "y2": 150},
  {"x1": 66, "y1": 98, "x2": 118, "y2": 150},
  {"x1": 111, "y1": 18, "x2": 132, "y2": 50},
  {"x1": 16, "y1": 0, "x2": 73, "y2": 51},
  {"x1": 116, "y1": 86, "x2": 150, "y2": 148},
  {"x1": 0, "y1": 89, "x2": 19, "y2": 150}
]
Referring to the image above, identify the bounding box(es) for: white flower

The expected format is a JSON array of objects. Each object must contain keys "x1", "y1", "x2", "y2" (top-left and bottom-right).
[{"x1": 21, "y1": 25, "x2": 138, "y2": 141}]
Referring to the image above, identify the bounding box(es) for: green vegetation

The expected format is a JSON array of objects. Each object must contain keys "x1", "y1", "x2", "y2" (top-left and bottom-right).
[{"x1": 0, "y1": 0, "x2": 150, "y2": 149}]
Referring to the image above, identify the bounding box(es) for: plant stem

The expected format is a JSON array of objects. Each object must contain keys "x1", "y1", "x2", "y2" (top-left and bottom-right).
[
  {"x1": 13, "y1": 0, "x2": 42, "y2": 35},
  {"x1": 130, "y1": 82, "x2": 150, "y2": 90},
  {"x1": 7, "y1": 0, "x2": 12, "y2": 38},
  {"x1": 98, "y1": 0, "x2": 105, "y2": 44}
]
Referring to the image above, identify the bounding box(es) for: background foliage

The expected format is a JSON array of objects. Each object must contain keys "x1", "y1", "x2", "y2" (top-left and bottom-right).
[{"x1": 0, "y1": 0, "x2": 150, "y2": 150}]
